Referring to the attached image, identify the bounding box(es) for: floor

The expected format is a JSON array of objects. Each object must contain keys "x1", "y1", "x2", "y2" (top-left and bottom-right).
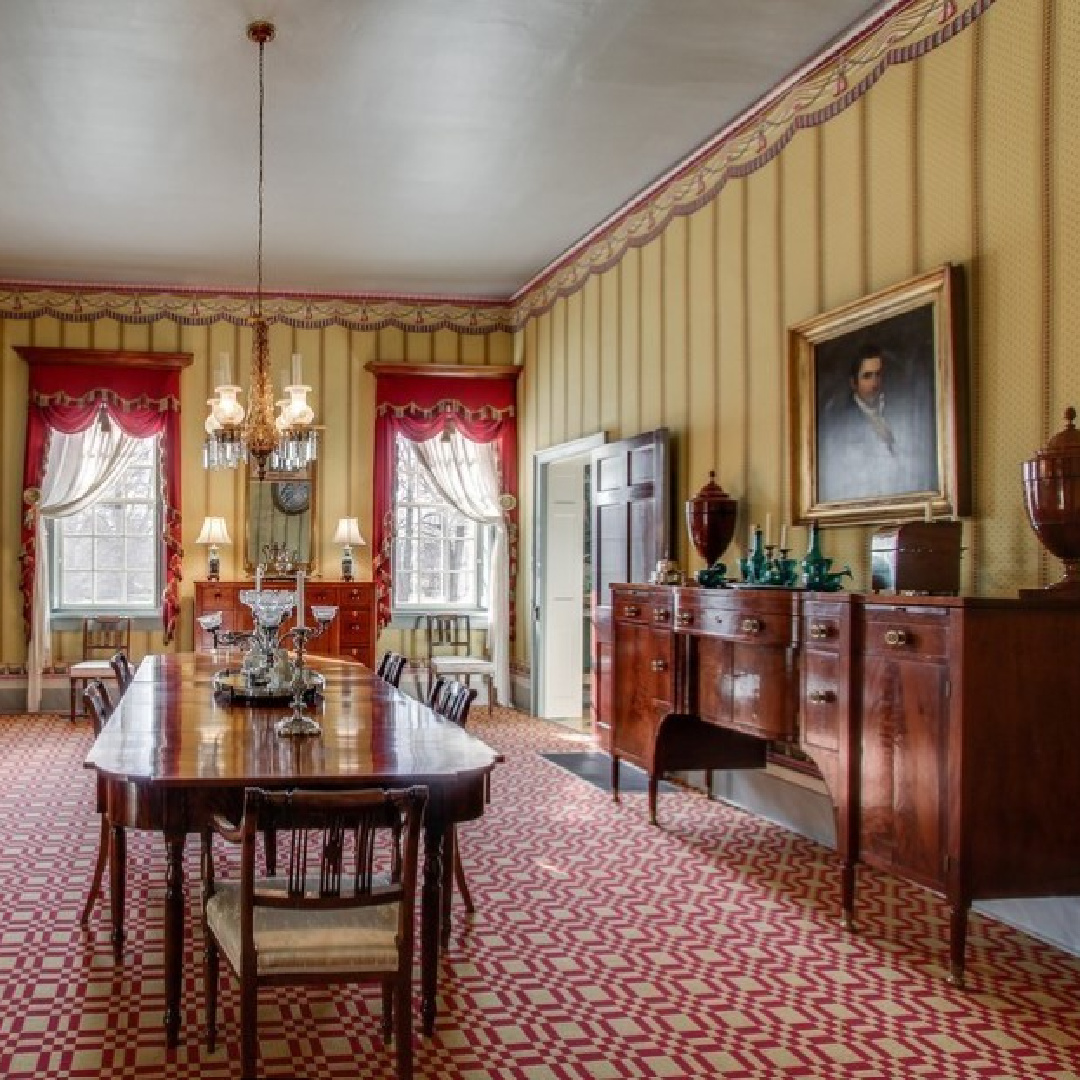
[{"x1": 3, "y1": 707, "x2": 1080, "y2": 1078}]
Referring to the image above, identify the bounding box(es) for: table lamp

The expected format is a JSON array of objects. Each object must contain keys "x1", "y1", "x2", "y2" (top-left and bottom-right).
[
  {"x1": 333, "y1": 517, "x2": 365, "y2": 581},
  {"x1": 195, "y1": 516, "x2": 231, "y2": 581}
]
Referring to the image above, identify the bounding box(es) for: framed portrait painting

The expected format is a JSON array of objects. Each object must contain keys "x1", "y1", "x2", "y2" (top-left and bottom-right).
[{"x1": 788, "y1": 264, "x2": 970, "y2": 527}]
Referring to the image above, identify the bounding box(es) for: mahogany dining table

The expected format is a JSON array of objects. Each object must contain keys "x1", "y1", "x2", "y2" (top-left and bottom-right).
[{"x1": 84, "y1": 651, "x2": 500, "y2": 1047}]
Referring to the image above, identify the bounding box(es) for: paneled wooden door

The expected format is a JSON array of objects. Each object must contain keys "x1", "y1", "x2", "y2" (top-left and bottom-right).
[{"x1": 590, "y1": 429, "x2": 672, "y2": 749}]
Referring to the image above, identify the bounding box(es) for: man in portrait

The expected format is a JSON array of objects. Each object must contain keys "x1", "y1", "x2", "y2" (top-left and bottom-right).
[{"x1": 815, "y1": 330, "x2": 938, "y2": 504}]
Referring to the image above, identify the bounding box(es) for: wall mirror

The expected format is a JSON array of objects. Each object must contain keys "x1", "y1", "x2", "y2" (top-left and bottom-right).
[{"x1": 244, "y1": 463, "x2": 317, "y2": 576}]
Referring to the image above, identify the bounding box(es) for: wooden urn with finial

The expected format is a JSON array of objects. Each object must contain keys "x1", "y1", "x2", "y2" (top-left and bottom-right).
[{"x1": 1021, "y1": 405, "x2": 1080, "y2": 598}]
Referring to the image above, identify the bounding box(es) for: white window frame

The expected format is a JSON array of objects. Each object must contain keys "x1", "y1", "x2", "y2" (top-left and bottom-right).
[
  {"x1": 391, "y1": 434, "x2": 491, "y2": 616},
  {"x1": 49, "y1": 434, "x2": 164, "y2": 617}
]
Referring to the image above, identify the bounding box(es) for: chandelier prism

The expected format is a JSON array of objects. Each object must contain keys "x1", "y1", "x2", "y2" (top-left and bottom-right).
[{"x1": 204, "y1": 20, "x2": 318, "y2": 480}]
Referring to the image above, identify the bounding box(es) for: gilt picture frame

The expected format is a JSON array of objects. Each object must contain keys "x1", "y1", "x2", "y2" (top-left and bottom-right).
[{"x1": 788, "y1": 264, "x2": 969, "y2": 527}]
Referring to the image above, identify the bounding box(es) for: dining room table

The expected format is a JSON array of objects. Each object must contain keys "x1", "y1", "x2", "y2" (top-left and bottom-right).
[{"x1": 84, "y1": 650, "x2": 500, "y2": 1047}]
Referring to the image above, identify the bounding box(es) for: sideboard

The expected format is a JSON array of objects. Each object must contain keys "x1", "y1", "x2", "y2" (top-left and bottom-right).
[
  {"x1": 610, "y1": 583, "x2": 1080, "y2": 986},
  {"x1": 194, "y1": 580, "x2": 377, "y2": 668}
]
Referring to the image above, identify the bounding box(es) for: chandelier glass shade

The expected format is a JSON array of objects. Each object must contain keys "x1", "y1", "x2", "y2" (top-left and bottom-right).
[{"x1": 203, "y1": 20, "x2": 318, "y2": 480}]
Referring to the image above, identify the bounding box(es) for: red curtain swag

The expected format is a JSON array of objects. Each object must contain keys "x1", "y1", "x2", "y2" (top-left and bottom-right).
[
  {"x1": 21, "y1": 363, "x2": 184, "y2": 644},
  {"x1": 372, "y1": 373, "x2": 519, "y2": 633}
]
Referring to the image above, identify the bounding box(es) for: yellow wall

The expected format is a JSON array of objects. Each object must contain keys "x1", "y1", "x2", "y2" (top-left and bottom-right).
[
  {"x1": 515, "y1": 0, "x2": 1079, "y2": 666},
  {"x1": 0, "y1": 311, "x2": 512, "y2": 669}
]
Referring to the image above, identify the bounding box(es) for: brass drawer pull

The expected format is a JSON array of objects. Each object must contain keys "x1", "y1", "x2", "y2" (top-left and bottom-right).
[
  {"x1": 884, "y1": 628, "x2": 909, "y2": 647},
  {"x1": 809, "y1": 623, "x2": 830, "y2": 640},
  {"x1": 807, "y1": 689, "x2": 834, "y2": 704},
  {"x1": 624, "y1": 605, "x2": 640, "y2": 617},
  {"x1": 741, "y1": 618, "x2": 762, "y2": 634},
  {"x1": 651, "y1": 659, "x2": 668, "y2": 672},
  {"x1": 676, "y1": 611, "x2": 694, "y2": 626},
  {"x1": 653, "y1": 608, "x2": 670, "y2": 621}
]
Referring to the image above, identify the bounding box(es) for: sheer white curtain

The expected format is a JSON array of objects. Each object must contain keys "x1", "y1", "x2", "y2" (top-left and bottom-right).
[
  {"x1": 413, "y1": 432, "x2": 510, "y2": 705},
  {"x1": 28, "y1": 414, "x2": 139, "y2": 711}
]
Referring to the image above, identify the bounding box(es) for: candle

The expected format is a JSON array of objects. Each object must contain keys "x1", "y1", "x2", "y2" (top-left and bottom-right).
[
  {"x1": 750, "y1": 523, "x2": 757, "y2": 547},
  {"x1": 779, "y1": 524, "x2": 788, "y2": 550},
  {"x1": 296, "y1": 570, "x2": 305, "y2": 628},
  {"x1": 255, "y1": 566, "x2": 262, "y2": 592},
  {"x1": 764, "y1": 514, "x2": 772, "y2": 546},
  {"x1": 291, "y1": 352, "x2": 303, "y2": 386}
]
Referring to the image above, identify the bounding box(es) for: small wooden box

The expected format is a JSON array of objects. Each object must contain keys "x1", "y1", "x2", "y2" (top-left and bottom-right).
[{"x1": 870, "y1": 521, "x2": 963, "y2": 594}]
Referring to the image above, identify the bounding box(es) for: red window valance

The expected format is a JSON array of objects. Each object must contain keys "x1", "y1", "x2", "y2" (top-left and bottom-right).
[
  {"x1": 18, "y1": 348, "x2": 191, "y2": 644},
  {"x1": 369, "y1": 365, "x2": 520, "y2": 633}
]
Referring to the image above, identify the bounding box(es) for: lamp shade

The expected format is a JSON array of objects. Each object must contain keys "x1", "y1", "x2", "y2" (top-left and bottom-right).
[
  {"x1": 196, "y1": 516, "x2": 232, "y2": 546},
  {"x1": 333, "y1": 517, "x2": 365, "y2": 546}
]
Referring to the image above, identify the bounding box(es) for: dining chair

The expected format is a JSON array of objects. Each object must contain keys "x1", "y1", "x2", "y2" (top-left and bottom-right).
[
  {"x1": 425, "y1": 613, "x2": 495, "y2": 715},
  {"x1": 80, "y1": 678, "x2": 115, "y2": 926},
  {"x1": 376, "y1": 650, "x2": 407, "y2": 688},
  {"x1": 109, "y1": 650, "x2": 135, "y2": 692},
  {"x1": 430, "y1": 681, "x2": 479, "y2": 918},
  {"x1": 201, "y1": 785, "x2": 428, "y2": 1080},
  {"x1": 69, "y1": 615, "x2": 131, "y2": 721}
]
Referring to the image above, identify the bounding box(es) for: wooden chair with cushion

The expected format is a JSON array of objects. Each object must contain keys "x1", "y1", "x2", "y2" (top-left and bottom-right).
[
  {"x1": 201, "y1": 785, "x2": 429, "y2": 1080},
  {"x1": 375, "y1": 650, "x2": 407, "y2": 688},
  {"x1": 430, "y1": 681, "x2": 479, "y2": 922},
  {"x1": 425, "y1": 613, "x2": 495, "y2": 715},
  {"x1": 69, "y1": 615, "x2": 131, "y2": 721}
]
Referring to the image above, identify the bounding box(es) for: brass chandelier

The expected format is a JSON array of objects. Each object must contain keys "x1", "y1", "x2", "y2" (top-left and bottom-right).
[{"x1": 204, "y1": 20, "x2": 317, "y2": 480}]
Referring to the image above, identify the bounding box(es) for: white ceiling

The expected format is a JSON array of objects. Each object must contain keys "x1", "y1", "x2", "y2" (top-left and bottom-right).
[{"x1": 0, "y1": 0, "x2": 885, "y2": 300}]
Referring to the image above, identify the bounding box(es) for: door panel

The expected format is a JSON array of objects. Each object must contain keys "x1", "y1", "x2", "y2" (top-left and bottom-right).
[{"x1": 590, "y1": 430, "x2": 671, "y2": 743}]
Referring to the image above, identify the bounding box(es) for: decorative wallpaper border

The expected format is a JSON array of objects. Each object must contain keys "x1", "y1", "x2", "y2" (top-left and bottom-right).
[
  {"x1": 511, "y1": 0, "x2": 996, "y2": 325},
  {"x1": 0, "y1": 281, "x2": 515, "y2": 336}
]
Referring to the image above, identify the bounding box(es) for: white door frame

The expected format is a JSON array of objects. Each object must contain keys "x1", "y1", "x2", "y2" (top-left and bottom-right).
[{"x1": 530, "y1": 433, "x2": 607, "y2": 717}]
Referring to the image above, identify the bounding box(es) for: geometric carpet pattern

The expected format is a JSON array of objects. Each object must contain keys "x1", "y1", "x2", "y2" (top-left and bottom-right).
[{"x1": 2, "y1": 709, "x2": 1080, "y2": 1079}]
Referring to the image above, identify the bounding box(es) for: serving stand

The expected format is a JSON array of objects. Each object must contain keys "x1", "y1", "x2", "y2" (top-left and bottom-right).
[{"x1": 197, "y1": 586, "x2": 337, "y2": 737}]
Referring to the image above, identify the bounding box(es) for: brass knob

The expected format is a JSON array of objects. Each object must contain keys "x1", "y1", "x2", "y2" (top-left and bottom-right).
[
  {"x1": 884, "y1": 628, "x2": 909, "y2": 647},
  {"x1": 653, "y1": 608, "x2": 670, "y2": 621},
  {"x1": 676, "y1": 611, "x2": 694, "y2": 625},
  {"x1": 809, "y1": 623, "x2": 830, "y2": 640},
  {"x1": 624, "y1": 605, "x2": 640, "y2": 617},
  {"x1": 741, "y1": 618, "x2": 762, "y2": 634},
  {"x1": 808, "y1": 689, "x2": 833, "y2": 704},
  {"x1": 651, "y1": 659, "x2": 667, "y2": 672}
]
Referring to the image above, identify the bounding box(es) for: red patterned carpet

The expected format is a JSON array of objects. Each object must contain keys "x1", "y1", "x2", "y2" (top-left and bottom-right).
[{"x1": 2, "y1": 707, "x2": 1080, "y2": 1079}]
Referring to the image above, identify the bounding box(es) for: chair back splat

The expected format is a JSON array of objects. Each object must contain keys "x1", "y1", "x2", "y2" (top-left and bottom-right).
[
  {"x1": 69, "y1": 615, "x2": 131, "y2": 721},
  {"x1": 201, "y1": 785, "x2": 429, "y2": 1080},
  {"x1": 376, "y1": 651, "x2": 407, "y2": 688}
]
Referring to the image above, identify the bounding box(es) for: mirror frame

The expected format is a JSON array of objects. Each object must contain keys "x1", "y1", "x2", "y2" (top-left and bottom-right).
[{"x1": 241, "y1": 462, "x2": 318, "y2": 576}]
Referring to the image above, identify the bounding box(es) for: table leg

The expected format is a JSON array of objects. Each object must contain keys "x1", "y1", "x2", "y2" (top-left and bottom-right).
[
  {"x1": 163, "y1": 830, "x2": 186, "y2": 1048},
  {"x1": 421, "y1": 818, "x2": 445, "y2": 1037},
  {"x1": 109, "y1": 822, "x2": 126, "y2": 962}
]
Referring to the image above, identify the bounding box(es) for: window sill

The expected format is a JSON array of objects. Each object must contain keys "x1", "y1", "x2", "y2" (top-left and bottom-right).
[{"x1": 50, "y1": 612, "x2": 163, "y2": 634}]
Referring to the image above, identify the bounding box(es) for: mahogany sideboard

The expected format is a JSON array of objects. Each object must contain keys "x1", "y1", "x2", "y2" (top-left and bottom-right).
[
  {"x1": 610, "y1": 582, "x2": 1080, "y2": 985},
  {"x1": 194, "y1": 579, "x2": 377, "y2": 668}
]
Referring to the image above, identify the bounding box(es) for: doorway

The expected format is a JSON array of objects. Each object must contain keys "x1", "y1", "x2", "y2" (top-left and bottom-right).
[{"x1": 531, "y1": 434, "x2": 606, "y2": 719}]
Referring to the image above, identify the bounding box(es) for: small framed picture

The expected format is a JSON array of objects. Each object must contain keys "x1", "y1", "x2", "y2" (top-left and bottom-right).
[{"x1": 788, "y1": 264, "x2": 970, "y2": 527}]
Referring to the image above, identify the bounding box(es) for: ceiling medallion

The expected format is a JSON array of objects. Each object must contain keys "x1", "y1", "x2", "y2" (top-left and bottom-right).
[{"x1": 203, "y1": 20, "x2": 318, "y2": 480}]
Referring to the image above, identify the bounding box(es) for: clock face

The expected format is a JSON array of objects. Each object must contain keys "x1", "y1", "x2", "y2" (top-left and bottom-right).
[{"x1": 272, "y1": 480, "x2": 310, "y2": 516}]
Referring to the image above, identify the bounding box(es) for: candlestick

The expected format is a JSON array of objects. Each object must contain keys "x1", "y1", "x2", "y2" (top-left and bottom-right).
[
  {"x1": 291, "y1": 352, "x2": 303, "y2": 386},
  {"x1": 296, "y1": 570, "x2": 305, "y2": 627}
]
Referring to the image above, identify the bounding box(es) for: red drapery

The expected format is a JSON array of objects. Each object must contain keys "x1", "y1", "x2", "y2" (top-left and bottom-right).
[
  {"x1": 372, "y1": 373, "x2": 518, "y2": 633},
  {"x1": 21, "y1": 362, "x2": 184, "y2": 643}
]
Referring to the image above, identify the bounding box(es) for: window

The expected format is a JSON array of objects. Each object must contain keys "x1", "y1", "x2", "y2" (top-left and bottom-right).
[
  {"x1": 392, "y1": 435, "x2": 489, "y2": 612},
  {"x1": 52, "y1": 435, "x2": 162, "y2": 612}
]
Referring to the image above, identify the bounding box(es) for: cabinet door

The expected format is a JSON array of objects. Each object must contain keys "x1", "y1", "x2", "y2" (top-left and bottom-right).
[
  {"x1": 612, "y1": 620, "x2": 674, "y2": 765},
  {"x1": 859, "y1": 647, "x2": 949, "y2": 890}
]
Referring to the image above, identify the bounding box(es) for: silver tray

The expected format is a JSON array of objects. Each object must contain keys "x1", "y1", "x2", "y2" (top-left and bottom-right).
[{"x1": 212, "y1": 668, "x2": 326, "y2": 705}]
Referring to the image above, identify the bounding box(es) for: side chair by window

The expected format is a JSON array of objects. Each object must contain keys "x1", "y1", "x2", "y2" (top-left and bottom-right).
[
  {"x1": 425, "y1": 613, "x2": 495, "y2": 715},
  {"x1": 201, "y1": 785, "x2": 429, "y2": 1080},
  {"x1": 69, "y1": 615, "x2": 131, "y2": 721}
]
